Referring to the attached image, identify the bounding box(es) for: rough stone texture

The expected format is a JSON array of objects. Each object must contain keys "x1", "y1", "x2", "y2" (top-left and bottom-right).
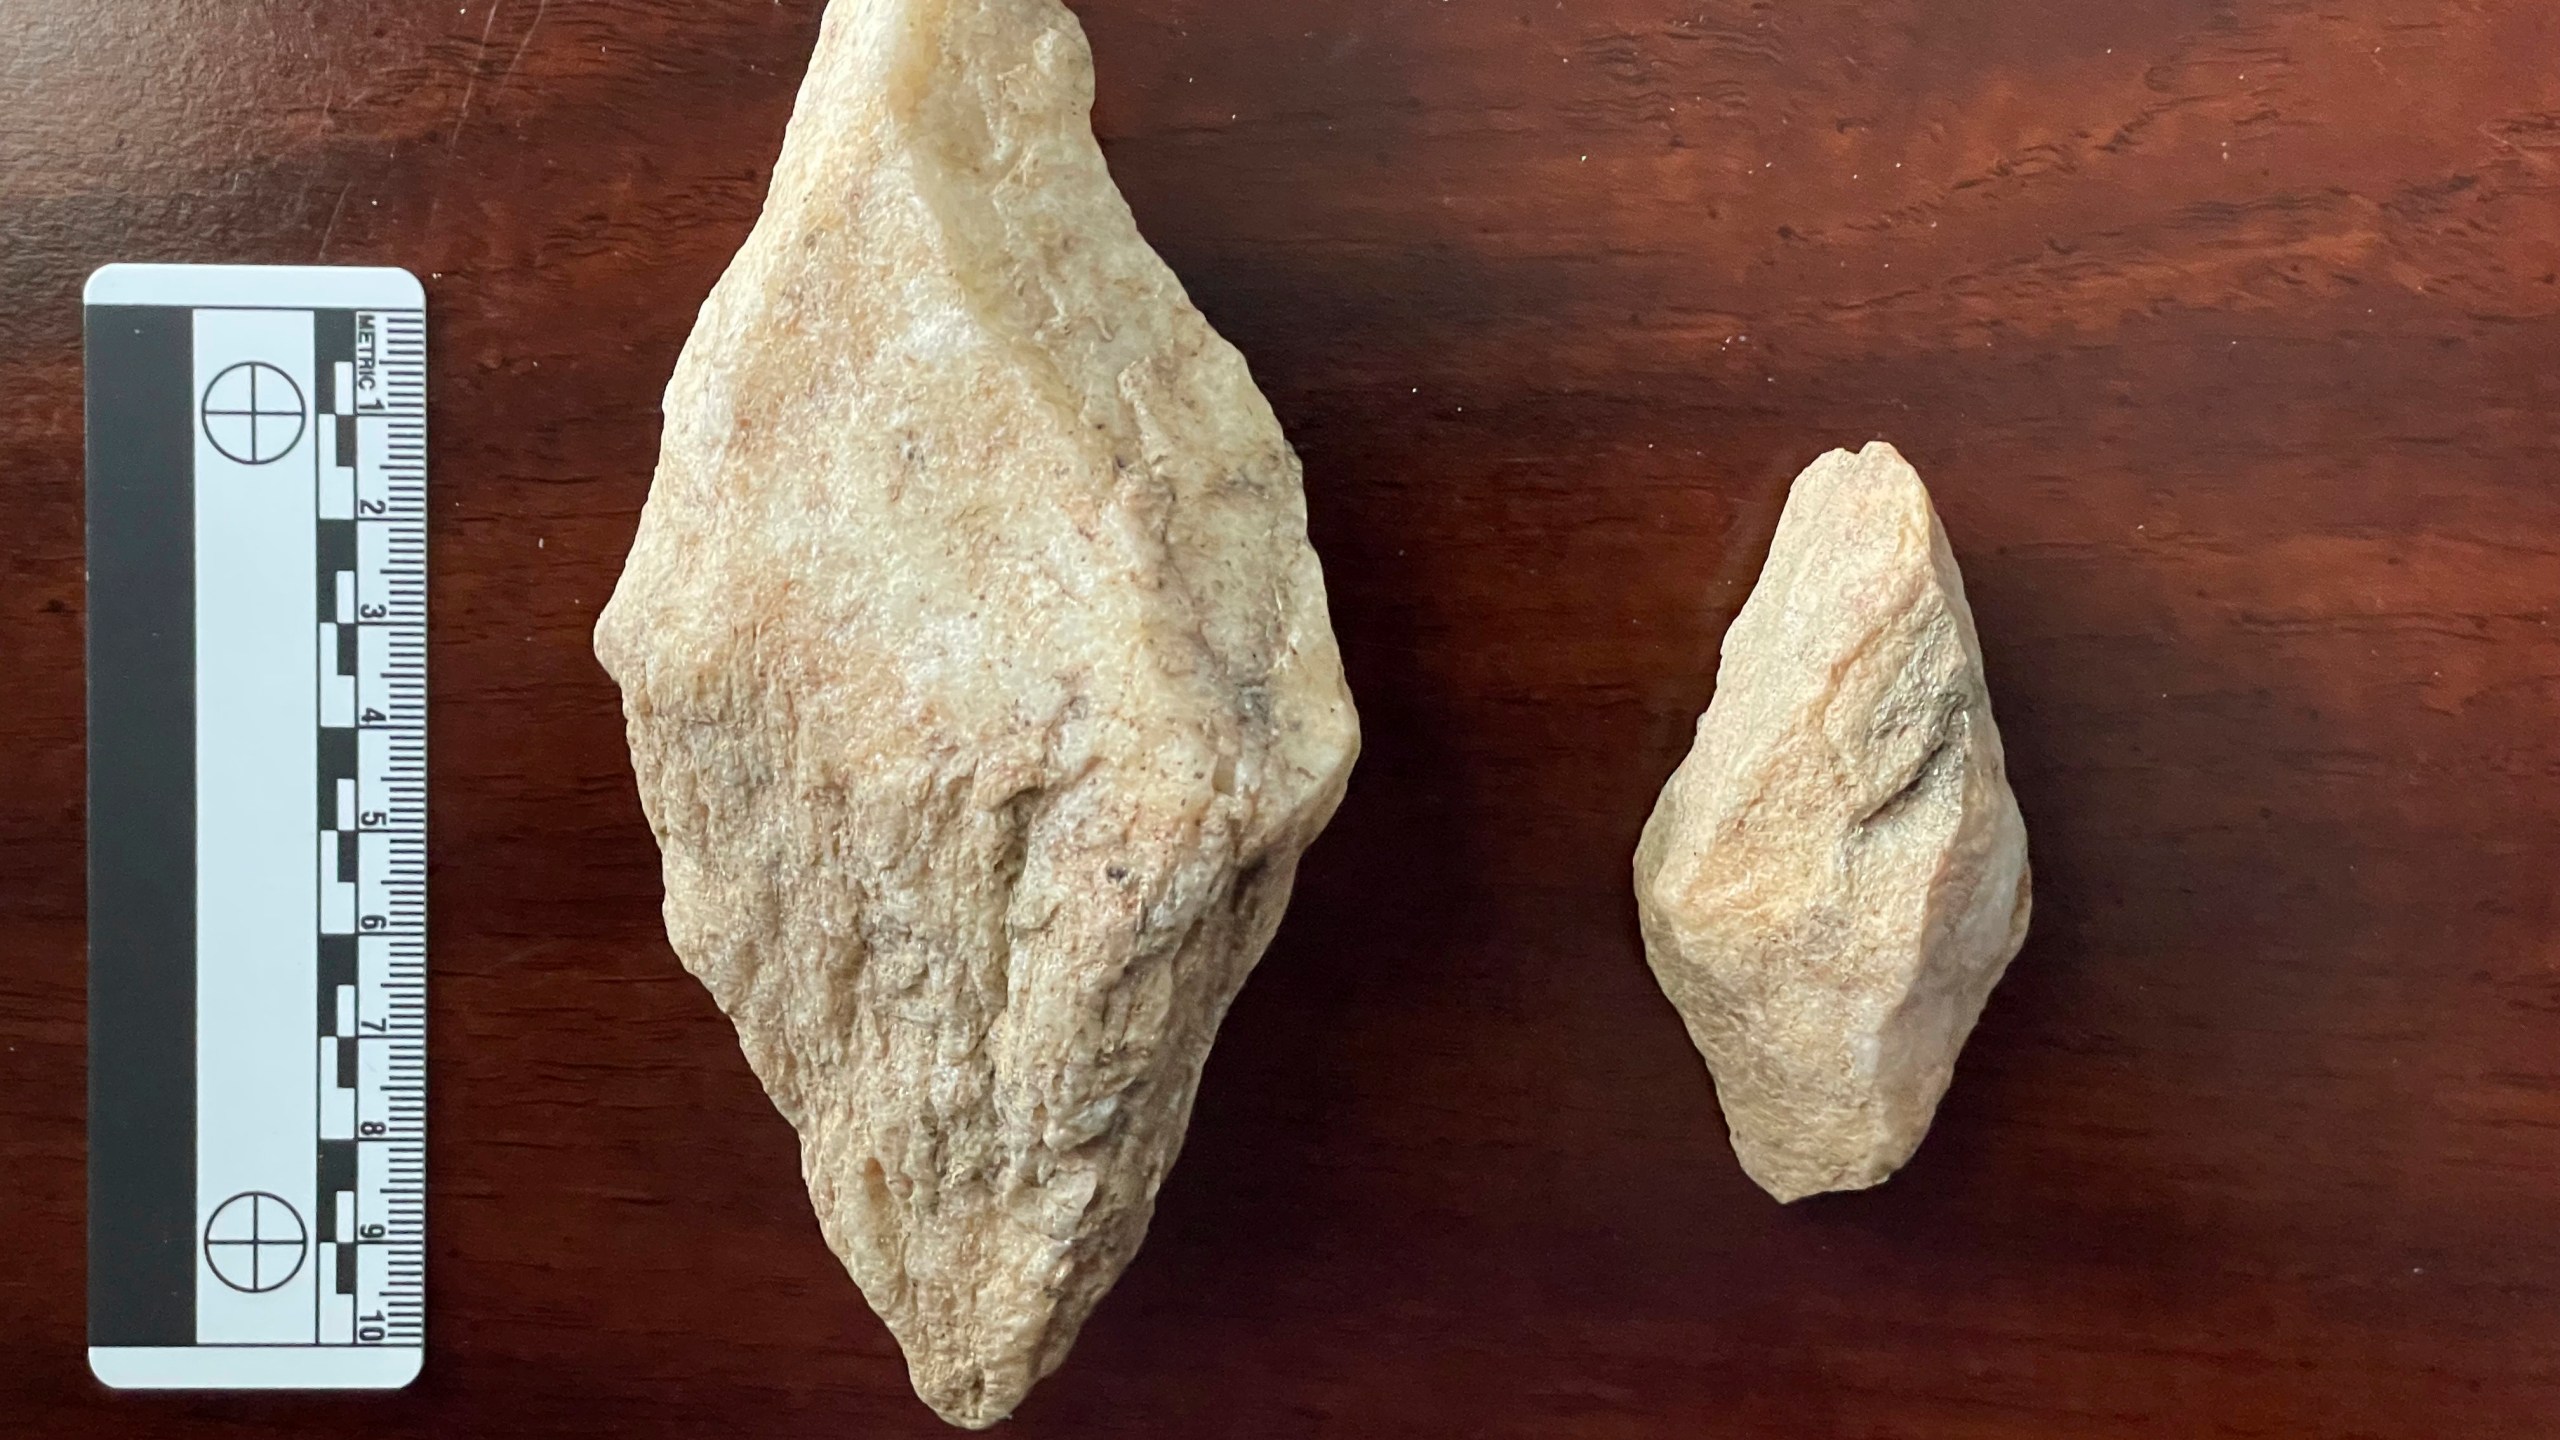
[
  {"x1": 592, "y1": 0, "x2": 1360, "y2": 1424},
  {"x1": 1634, "y1": 442, "x2": 2030, "y2": 1204}
]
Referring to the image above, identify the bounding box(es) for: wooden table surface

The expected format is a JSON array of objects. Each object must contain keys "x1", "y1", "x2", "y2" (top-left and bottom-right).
[{"x1": 8, "y1": 1, "x2": 2560, "y2": 1435}]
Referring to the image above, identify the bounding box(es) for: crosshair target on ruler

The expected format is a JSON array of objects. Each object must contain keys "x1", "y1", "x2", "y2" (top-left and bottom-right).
[
  {"x1": 203, "y1": 1193, "x2": 308, "y2": 1294},
  {"x1": 199, "y1": 360, "x2": 308, "y2": 465}
]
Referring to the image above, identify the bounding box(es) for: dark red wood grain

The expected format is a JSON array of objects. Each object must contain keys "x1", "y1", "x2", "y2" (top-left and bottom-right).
[{"x1": 7, "y1": 1, "x2": 2560, "y2": 1434}]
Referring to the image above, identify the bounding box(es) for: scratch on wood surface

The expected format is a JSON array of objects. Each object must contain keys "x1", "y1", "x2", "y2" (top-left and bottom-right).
[
  {"x1": 500, "y1": 0, "x2": 549, "y2": 90},
  {"x1": 449, "y1": 0, "x2": 508, "y2": 152},
  {"x1": 315, "y1": 180, "x2": 354, "y2": 261}
]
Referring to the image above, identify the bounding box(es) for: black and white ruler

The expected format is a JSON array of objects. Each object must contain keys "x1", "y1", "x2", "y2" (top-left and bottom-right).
[{"x1": 87, "y1": 264, "x2": 426, "y2": 1389}]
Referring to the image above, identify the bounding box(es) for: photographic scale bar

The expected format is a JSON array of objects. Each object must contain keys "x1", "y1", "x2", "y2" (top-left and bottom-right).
[{"x1": 87, "y1": 264, "x2": 426, "y2": 1390}]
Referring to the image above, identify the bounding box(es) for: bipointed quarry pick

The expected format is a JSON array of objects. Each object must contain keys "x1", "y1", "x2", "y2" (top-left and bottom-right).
[
  {"x1": 1635, "y1": 443, "x2": 2031, "y2": 1204},
  {"x1": 594, "y1": 0, "x2": 1360, "y2": 1423}
]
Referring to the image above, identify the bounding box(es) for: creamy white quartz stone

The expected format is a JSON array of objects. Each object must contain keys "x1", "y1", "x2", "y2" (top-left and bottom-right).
[
  {"x1": 594, "y1": 0, "x2": 1359, "y2": 1422},
  {"x1": 1636, "y1": 443, "x2": 2030, "y2": 1204}
]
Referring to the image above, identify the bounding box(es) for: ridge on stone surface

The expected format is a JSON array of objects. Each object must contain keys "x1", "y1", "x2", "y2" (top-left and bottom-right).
[
  {"x1": 1633, "y1": 442, "x2": 2031, "y2": 1204},
  {"x1": 593, "y1": 0, "x2": 1360, "y2": 1424}
]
